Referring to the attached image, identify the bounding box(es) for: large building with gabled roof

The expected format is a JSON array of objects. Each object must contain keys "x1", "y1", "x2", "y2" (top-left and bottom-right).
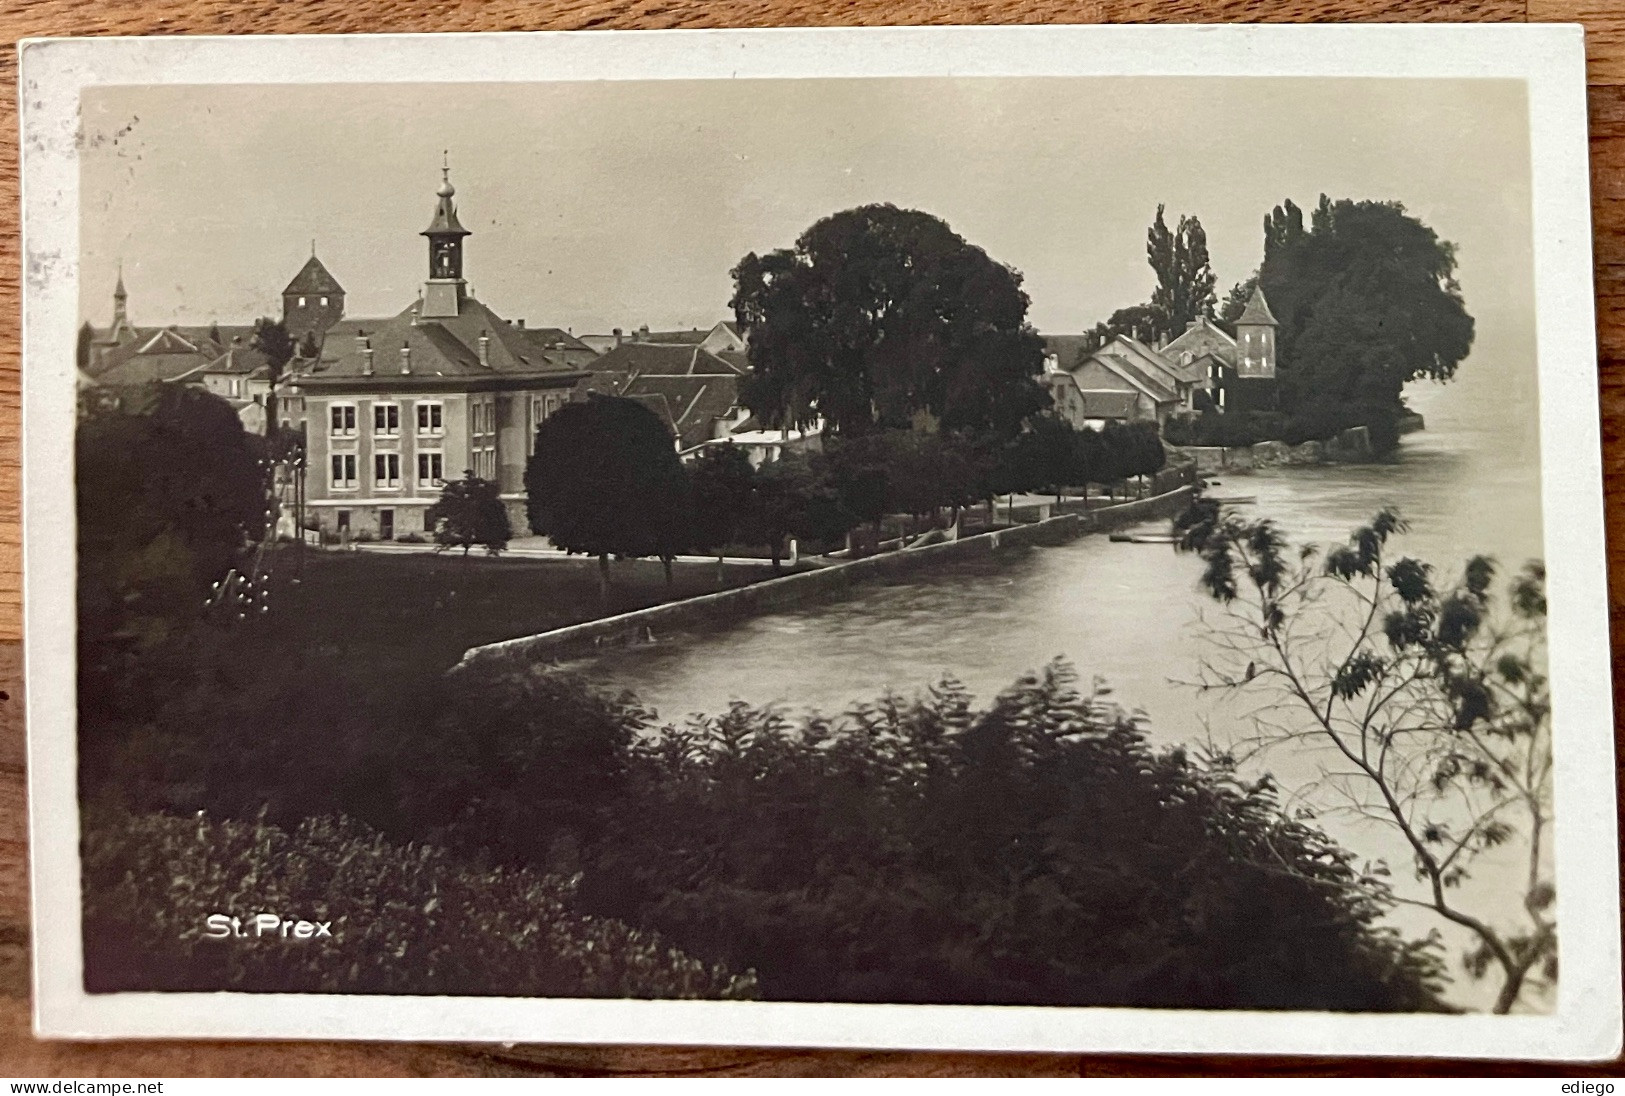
[{"x1": 279, "y1": 165, "x2": 595, "y2": 541}]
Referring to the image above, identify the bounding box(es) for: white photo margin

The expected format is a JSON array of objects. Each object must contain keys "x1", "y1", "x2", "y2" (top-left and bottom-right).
[{"x1": 18, "y1": 23, "x2": 1620, "y2": 1059}]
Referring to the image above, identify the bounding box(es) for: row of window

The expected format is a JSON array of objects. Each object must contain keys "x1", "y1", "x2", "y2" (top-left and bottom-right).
[
  {"x1": 330, "y1": 401, "x2": 444, "y2": 438},
  {"x1": 331, "y1": 452, "x2": 446, "y2": 492},
  {"x1": 326, "y1": 396, "x2": 568, "y2": 440}
]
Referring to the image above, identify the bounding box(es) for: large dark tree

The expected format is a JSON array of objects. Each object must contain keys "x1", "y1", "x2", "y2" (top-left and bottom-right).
[
  {"x1": 526, "y1": 396, "x2": 693, "y2": 597},
  {"x1": 426, "y1": 471, "x2": 512, "y2": 560},
  {"x1": 731, "y1": 205, "x2": 1050, "y2": 440},
  {"x1": 1222, "y1": 196, "x2": 1475, "y2": 413},
  {"x1": 742, "y1": 453, "x2": 852, "y2": 572},
  {"x1": 78, "y1": 385, "x2": 267, "y2": 669},
  {"x1": 688, "y1": 443, "x2": 757, "y2": 584},
  {"x1": 1147, "y1": 205, "x2": 1217, "y2": 338}
]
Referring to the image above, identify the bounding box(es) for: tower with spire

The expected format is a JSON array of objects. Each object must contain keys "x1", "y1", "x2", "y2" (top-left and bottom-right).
[
  {"x1": 420, "y1": 156, "x2": 471, "y2": 319},
  {"x1": 282, "y1": 243, "x2": 346, "y2": 339},
  {"x1": 112, "y1": 263, "x2": 129, "y2": 333}
]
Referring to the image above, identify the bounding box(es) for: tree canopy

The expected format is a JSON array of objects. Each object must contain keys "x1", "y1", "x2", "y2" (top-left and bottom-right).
[
  {"x1": 1176, "y1": 503, "x2": 1552, "y2": 1013},
  {"x1": 251, "y1": 317, "x2": 296, "y2": 387},
  {"x1": 78, "y1": 384, "x2": 267, "y2": 658},
  {"x1": 525, "y1": 396, "x2": 693, "y2": 577},
  {"x1": 1147, "y1": 204, "x2": 1217, "y2": 339},
  {"x1": 426, "y1": 471, "x2": 512, "y2": 558},
  {"x1": 731, "y1": 204, "x2": 1050, "y2": 441},
  {"x1": 1221, "y1": 196, "x2": 1475, "y2": 412}
]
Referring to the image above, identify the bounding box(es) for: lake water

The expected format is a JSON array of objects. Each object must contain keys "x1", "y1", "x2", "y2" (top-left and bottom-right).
[{"x1": 571, "y1": 363, "x2": 1550, "y2": 1011}]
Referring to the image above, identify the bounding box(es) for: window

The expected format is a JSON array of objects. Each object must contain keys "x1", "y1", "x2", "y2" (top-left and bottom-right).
[
  {"x1": 298, "y1": 296, "x2": 307, "y2": 307},
  {"x1": 330, "y1": 403, "x2": 356, "y2": 437},
  {"x1": 320, "y1": 296, "x2": 329, "y2": 307},
  {"x1": 374, "y1": 452, "x2": 401, "y2": 489},
  {"x1": 337, "y1": 510, "x2": 351, "y2": 530},
  {"x1": 330, "y1": 453, "x2": 357, "y2": 489},
  {"x1": 373, "y1": 402, "x2": 400, "y2": 436},
  {"x1": 418, "y1": 451, "x2": 445, "y2": 490},
  {"x1": 416, "y1": 401, "x2": 444, "y2": 435}
]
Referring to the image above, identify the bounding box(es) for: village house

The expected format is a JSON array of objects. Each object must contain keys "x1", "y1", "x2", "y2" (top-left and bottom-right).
[
  {"x1": 80, "y1": 250, "x2": 350, "y2": 432},
  {"x1": 576, "y1": 335, "x2": 815, "y2": 466},
  {"x1": 1040, "y1": 286, "x2": 1280, "y2": 429},
  {"x1": 1160, "y1": 287, "x2": 1279, "y2": 414},
  {"x1": 278, "y1": 165, "x2": 595, "y2": 541},
  {"x1": 578, "y1": 321, "x2": 746, "y2": 357}
]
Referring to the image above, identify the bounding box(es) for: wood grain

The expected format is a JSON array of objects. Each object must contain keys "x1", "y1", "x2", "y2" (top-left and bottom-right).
[{"x1": 0, "y1": 0, "x2": 1620, "y2": 1077}]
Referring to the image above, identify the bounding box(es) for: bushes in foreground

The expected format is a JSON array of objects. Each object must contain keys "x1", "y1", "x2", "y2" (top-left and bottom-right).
[
  {"x1": 81, "y1": 806, "x2": 754, "y2": 999},
  {"x1": 81, "y1": 642, "x2": 1452, "y2": 1009},
  {"x1": 578, "y1": 662, "x2": 1450, "y2": 1011}
]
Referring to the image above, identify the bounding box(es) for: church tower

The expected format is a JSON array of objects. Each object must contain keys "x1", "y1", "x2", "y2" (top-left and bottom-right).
[
  {"x1": 420, "y1": 159, "x2": 471, "y2": 319},
  {"x1": 112, "y1": 264, "x2": 128, "y2": 332}
]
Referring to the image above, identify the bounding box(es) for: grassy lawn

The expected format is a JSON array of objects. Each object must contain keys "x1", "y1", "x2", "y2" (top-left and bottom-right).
[{"x1": 262, "y1": 548, "x2": 792, "y2": 676}]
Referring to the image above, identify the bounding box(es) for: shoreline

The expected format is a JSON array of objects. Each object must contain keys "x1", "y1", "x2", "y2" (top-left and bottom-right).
[{"x1": 461, "y1": 484, "x2": 1198, "y2": 669}]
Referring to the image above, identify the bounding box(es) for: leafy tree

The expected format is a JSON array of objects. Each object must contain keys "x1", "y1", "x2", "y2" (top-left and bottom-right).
[
  {"x1": 526, "y1": 395, "x2": 693, "y2": 598},
  {"x1": 731, "y1": 204, "x2": 1050, "y2": 440},
  {"x1": 743, "y1": 452, "x2": 853, "y2": 572},
  {"x1": 77, "y1": 384, "x2": 268, "y2": 703},
  {"x1": 1115, "y1": 420, "x2": 1166, "y2": 497},
  {"x1": 1147, "y1": 204, "x2": 1217, "y2": 338},
  {"x1": 1175, "y1": 503, "x2": 1552, "y2": 1013},
  {"x1": 824, "y1": 436, "x2": 892, "y2": 547},
  {"x1": 1223, "y1": 196, "x2": 1474, "y2": 415},
  {"x1": 426, "y1": 470, "x2": 512, "y2": 560},
  {"x1": 76, "y1": 321, "x2": 94, "y2": 373},
  {"x1": 298, "y1": 331, "x2": 320, "y2": 360},
  {"x1": 251, "y1": 317, "x2": 296, "y2": 388},
  {"x1": 1010, "y1": 414, "x2": 1079, "y2": 506},
  {"x1": 689, "y1": 443, "x2": 757, "y2": 584}
]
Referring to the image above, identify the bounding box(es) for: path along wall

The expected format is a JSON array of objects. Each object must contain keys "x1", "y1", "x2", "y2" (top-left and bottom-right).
[{"x1": 461, "y1": 485, "x2": 1196, "y2": 669}]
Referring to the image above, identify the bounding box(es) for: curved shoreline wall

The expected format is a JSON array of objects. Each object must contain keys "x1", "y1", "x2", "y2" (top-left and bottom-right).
[{"x1": 460, "y1": 484, "x2": 1196, "y2": 669}]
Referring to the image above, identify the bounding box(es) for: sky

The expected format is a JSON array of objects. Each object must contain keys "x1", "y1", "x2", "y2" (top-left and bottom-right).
[{"x1": 79, "y1": 76, "x2": 1533, "y2": 365}]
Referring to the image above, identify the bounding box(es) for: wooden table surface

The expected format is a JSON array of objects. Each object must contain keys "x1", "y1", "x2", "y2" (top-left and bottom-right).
[{"x1": 0, "y1": 0, "x2": 1620, "y2": 1077}]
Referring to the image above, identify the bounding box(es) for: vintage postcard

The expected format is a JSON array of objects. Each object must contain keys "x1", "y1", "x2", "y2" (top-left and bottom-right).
[{"x1": 18, "y1": 25, "x2": 1620, "y2": 1058}]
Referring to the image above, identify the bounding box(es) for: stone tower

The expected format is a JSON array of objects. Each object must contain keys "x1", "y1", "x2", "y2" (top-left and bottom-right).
[
  {"x1": 1233, "y1": 285, "x2": 1278, "y2": 380},
  {"x1": 1228, "y1": 285, "x2": 1279, "y2": 414},
  {"x1": 282, "y1": 247, "x2": 346, "y2": 338}
]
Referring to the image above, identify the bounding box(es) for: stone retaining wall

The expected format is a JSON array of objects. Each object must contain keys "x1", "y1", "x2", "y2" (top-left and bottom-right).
[
  {"x1": 1172, "y1": 426, "x2": 1376, "y2": 474},
  {"x1": 461, "y1": 484, "x2": 1197, "y2": 668}
]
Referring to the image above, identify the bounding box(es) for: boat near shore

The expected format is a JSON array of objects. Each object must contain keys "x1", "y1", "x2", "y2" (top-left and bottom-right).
[{"x1": 1108, "y1": 532, "x2": 1181, "y2": 544}]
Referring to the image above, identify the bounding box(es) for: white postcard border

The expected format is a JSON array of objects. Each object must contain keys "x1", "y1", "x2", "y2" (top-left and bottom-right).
[{"x1": 19, "y1": 23, "x2": 1620, "y2": 1059}]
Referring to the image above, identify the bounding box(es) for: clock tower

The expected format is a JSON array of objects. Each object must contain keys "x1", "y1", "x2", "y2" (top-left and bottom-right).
[{"x1": 420, "y1": 159, "x2": 471, "y2": 319}]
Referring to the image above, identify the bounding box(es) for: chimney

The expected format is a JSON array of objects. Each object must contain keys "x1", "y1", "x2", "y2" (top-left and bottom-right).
[
  {"x1": 400, "y1": 341, "x2": 411, "y2": 375},
  {"x1": 478, "y1": 330, "x2": 491, "y2": 368},
  {"x1": 515, "y1": 318, "x2": 525, "y2": 329},
  {"x1": 1186, "y1": 319, "x2": 1200, "y2": 332},
  {"x1": 613, "y1": 327, "x2": 623, "y2": 346},
  {"x1": 410, "y1": 300, "x2": 421, "y2": 327},
  {"x1": 362, "y1": 337, "x2": 374, "y2": 377},
  {"x1": 638, "y1": 324, "x2": 650, "y2": 340}
]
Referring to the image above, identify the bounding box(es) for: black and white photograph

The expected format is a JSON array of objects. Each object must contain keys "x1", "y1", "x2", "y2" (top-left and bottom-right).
[{"x1": 19, "y1": 26, "x2": 1620, "y2": 1058}]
